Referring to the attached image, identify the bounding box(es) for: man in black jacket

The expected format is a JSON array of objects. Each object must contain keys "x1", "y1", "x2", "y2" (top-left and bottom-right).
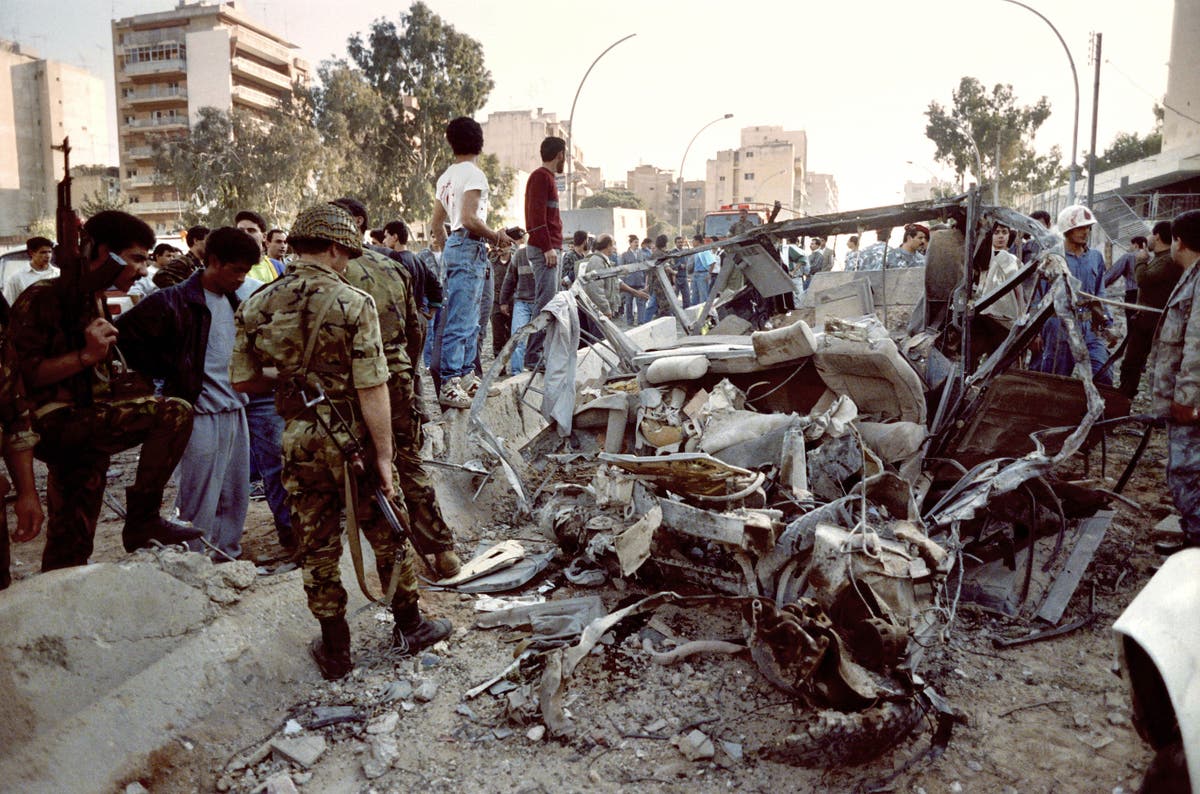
[{"x1": 117, "y1": 227, "x2": 260, "y2": 559}]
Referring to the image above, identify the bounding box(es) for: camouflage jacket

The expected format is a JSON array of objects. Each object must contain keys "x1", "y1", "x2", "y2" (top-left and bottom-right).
[
  {"x1": 231, "y1": 259, "x2": 388, "y2": 418},
  {"x1": 153, "y1": 251, "x2": 203, "y2": 289},
  {"x1": 1149, "y1": 262, "x2": 1200, "y2": 418},
  {"x1": 343, "y1": 248, "x2": 419, "y2": 379},
  {"x1": 646, "y1": 256, "x2": 676, "y2": 318},
  {"x1": 0, "y1": 326, "x2": 37, "y2": 454}
]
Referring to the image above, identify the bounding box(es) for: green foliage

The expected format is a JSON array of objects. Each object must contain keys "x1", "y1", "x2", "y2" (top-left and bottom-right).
[
  {"x1": 925, "y1": 76, "x2": 1063, "y2": 203},
  {"x1": 1084, "y1": 130, "x2": 1163, "y2": 175},
  {"x1": 80, "y1": 188, "x2": 130, "y2": 217},
  {"x1": 646, "y1": 212, "x2": 671, "y2": 240},
  {"x1": 345, "y1": 1, "x2": 495, "y2": 221},
  {"x1": 580, "y1": 188, "x2": 645, "y2": 210},
  {"x1": 150, "y1": 107, "x2": 324, "y2": 227},
  {"x1": 479, "y1": 154, "x2": 514, "y2": 228}
]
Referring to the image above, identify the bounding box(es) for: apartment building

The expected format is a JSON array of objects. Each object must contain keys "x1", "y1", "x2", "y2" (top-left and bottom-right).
[
  {"x1": 112, "y1": 1, "x2": 309, "y2": 233},
  {"x1": 805, "y1": 172, "x2": 840, "y2": 215},
  {"x1": 0, "y1": 40, "x2": 110, "y2": 240},
  {"x1": 705, "y1": 125, "x2": 810, "y2": 216},
  {"x1": 478, "y1": 108, "x2": 596, "y2": 205}
]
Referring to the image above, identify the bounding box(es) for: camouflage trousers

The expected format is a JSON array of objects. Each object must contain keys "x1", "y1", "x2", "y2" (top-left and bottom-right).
[
  {"x1": 1167, "y1": 422, "x2": 1200, "y2": 545},
  {"x1": 389, "y1": 374, "x2": 455, "y2": 554},
  {"x1": 281, "y1": 418, "x2": 418, "y2": 620},
  {"x1": 33, "y1": 397, "x2": 193, "y2": 571},
  {"x1": 0, "y1": 473, "x2": 10, "y2": 589}
]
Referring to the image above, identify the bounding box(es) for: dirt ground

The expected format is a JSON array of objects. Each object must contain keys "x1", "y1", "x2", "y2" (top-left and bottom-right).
[{"x1": 3, "y1": 383, "x2": 1177, "y2": 794}]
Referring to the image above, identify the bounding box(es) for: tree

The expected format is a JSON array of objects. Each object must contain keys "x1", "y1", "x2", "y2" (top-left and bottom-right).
[
  {"x1": 925, "y1": 77, "x2": 1064, "y2": 203},
  {"x1": 151, "y1": 106, "x2": 324, "y2": 227},
  {"x1": 580, "y1": 188, "x2": 645, "y2": 210},
  {"x1": 346, "y1": 2, "x2": 495, "y2": 221},
  {"x1": 80, "y1": 187, "x2": 130, "y2": 217}
]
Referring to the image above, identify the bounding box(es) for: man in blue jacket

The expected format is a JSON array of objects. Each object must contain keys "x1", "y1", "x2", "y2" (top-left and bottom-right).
[{"x1": 116, "y1": 227, "x2": 261, "y2": 559}]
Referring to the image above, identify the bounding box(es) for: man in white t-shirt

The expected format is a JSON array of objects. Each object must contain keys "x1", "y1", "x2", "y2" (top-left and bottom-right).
[
  {"x1": 3, "y1": 237, "x2": 59, "y2": 307},
  {"x1": 429, "y1": 116, "x2": 513, "y2": 409}
]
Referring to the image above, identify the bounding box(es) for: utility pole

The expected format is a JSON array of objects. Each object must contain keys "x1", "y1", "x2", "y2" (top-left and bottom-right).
[{"x1": 1086, "y1": 32, "x2": 1102, "y2": 209}]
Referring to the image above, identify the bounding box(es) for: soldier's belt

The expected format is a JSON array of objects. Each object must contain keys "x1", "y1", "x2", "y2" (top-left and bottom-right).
[{"x1": 276, "y1": 393, "x2": 361, "y2": 424}]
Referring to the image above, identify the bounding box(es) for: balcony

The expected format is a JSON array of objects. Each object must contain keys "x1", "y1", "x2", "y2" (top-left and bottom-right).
[
  {"x1": 118, "y1": 28, "x2": 186, "y2": 48},
  {"x1": 231, "y1": 56, "x2": 292, "y2": 91},
  {"x1": 123, "y1": 174, "x2": 163, "y2": 188},
  {"x1": 124, "y1": 116, "x2": 187, "y2": 130},
  {"x1": 129, "y1": 200, "x2": 186, "y2": 216},
  {"x1": 122, "y1": 58, "x2": 186, "y2": 76},
  {"x1": 124, "y1": 87, "x2": 187, "y2": 105},
  {"x1": 233, "y1": 27, "x2": 291, "y2": 66},
  {"x1": 123, "y1": 146, "x2": 157, "y2": 161},
  {"x1": 232, "y1": 83, "x2": 280, "y2": 110}
]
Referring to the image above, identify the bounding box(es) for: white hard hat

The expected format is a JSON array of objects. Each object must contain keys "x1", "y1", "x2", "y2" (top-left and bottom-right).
[{"x1": 1057, "y1": 204, "x2": 1097, "y2": 233}]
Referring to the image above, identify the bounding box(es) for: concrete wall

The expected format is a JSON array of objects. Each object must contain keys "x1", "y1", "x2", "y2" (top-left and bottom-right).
[
  {"x1": 560, "y1": 207, "x2": 647, "y2": 243},
  {"x1": 1163, "y1": 0, "x2": 1200, "y2": 152},
  {"x1": 186, "y1": 29, "x2": 233, "y2": 127}
]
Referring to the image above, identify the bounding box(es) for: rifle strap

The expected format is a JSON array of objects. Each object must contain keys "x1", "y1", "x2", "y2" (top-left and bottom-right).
[{"x1": 343, "y1": 461, "x2": 404, "y2": 606}]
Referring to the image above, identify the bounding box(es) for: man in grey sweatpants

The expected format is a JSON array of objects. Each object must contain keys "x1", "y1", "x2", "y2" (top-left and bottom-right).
[{"x1": 116, "y1": 227, "x2": 261, "y2": 559}]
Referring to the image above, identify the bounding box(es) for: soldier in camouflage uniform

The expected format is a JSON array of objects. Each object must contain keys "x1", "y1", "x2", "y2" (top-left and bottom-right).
[
  {"x1": 0, "y1": 311, "x2": 44, "y2": 589},
  {"x1": 9, "y1": 210, "x2": 200, "y2": 572},
  {"x1": 1148, "y1": 209, "x2": 1200, "y2": 550},
  {"x1": 646, "y1": 235, "x2": 678, "y2": 320},
  {"x1": 333, "y1": 198, "x2": 462, "y2": 580},
  {"x1": 231, "y1": 203, "x2": 450, "y2": 680}
]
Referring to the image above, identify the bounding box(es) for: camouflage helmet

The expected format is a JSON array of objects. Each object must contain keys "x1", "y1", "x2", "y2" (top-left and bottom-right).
[{"x1": 289, "y1": 203, "x2": 363, "y2": 257}]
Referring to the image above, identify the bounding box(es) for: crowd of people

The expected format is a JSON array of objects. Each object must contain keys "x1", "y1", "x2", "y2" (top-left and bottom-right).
[{"x1": 0, "y1": 109, "x2": 1197, "y2": 680}]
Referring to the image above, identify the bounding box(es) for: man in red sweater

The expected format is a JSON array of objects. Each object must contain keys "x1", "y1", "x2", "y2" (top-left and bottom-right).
[{"x1": 522, "y1": 136, "x2": 566, "y2": 368}]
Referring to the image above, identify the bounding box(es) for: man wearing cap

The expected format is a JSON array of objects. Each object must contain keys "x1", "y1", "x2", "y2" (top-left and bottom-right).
[
  {"x1": 1147, "y1": 209, "x2": 1200, "y2": 550},
  {"x1": 1032, "y1": 204, "x2": 1114, "y2": 384},
  {"x1": 232, "y1": 203, "x2": 451, "y2": 680}
]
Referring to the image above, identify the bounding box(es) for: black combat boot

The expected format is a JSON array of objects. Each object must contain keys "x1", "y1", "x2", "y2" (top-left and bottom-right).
[
  {"x1": 391, "y1": 600, "x2": 452, "y2": 655},
  {"x1": 309, "y1": 616, "x2": 353, "y2": 680},
  {"x1": 121, "y1": 487, "x2": 204, "y2": 553}
]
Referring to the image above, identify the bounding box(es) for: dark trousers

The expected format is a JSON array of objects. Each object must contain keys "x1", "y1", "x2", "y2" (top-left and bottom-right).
[
  {"x1": 34, "y1": 397, "x2": 193, "y2": 571},
  {"x1": 390, "y1": 374, "x2": 454, "y2": 554},
  {"x1": 522, "y1": 245, "x2": 560, "y2": 369},
  {"x1": 1119, "y1": 313, "x2": 1157, "y2": 399}
]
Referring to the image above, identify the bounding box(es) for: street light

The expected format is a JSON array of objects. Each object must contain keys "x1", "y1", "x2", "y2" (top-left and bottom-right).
[
  {"x1": 999, "y1": 0, "x2": 1080, "y2": 206},
  {"x1": 677, "y1": 113, "x2": 733, "y2": 235},
  {"x1": 566, "y1": 33, "x2": 636, "y2": 211}
]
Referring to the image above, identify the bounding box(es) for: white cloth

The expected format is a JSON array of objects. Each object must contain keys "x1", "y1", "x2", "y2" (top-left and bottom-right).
[
  {"x1": 3, "y1": 265, "x2": 58, "y2": 305},
  {"x1": 435, "y1": 161, "x2": 490, "y2": 231},
  {"x1": 539, "y1": 291, "x2": 581, "y2": 437},
  {"x1": 977, "y1": 249, "x2": 1027, "y2": 326}
]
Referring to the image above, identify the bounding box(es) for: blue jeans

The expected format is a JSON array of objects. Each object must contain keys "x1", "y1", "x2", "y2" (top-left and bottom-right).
[
  {"x1": 423, "y1": 308, "x2": 439, "y2": 368},
  {"x1": 691, "y1": 272, "x2": 710, "y2": 306},
  {"x1": 439, "y1": 234, "x2": 489, "y2": 384},
  {"x1": 509, "y1": 299, "x2": 534, "y2": 373},
  {"x1": 246, "y1": 394, "x2": 290, "y2": 539}
]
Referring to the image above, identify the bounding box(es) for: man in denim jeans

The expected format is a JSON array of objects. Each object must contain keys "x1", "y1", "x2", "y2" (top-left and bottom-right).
[
  {"x1": 429, "y1": 117, "x2": 514, "y2": 409},
  {"x1": 521, "y1": 137, "x2": 566, "y2": 370}
]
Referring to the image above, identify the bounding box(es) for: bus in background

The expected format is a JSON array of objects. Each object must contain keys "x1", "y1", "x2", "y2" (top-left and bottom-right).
[{"x1": 702, "y1": 203, "x2": 769, "y2": 240}]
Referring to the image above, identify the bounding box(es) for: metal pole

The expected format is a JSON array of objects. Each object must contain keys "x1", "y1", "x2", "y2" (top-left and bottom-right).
[
  {"x1": 677, "y1": 113, "x2": 733, "y2": 236},
  {"x1": 1087, "y1": 32, "x2": 1102, "y2": 209},
  {"x1": 999, "y1": 0, "x2": 1080, "y2": 206},
  {"x1": 566, "y1": 33, "x2": 636, "y2": 211}
]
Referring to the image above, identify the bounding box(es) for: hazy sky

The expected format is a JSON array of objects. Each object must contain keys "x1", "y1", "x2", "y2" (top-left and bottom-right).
[{"x1": 0, "y1": 0, "x2": 1178, "y2": 209}]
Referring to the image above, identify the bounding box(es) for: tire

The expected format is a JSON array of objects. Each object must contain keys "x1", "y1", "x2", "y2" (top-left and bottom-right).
[{"x1": 764, "y1": 698, "x2": 927, "y2": 767}]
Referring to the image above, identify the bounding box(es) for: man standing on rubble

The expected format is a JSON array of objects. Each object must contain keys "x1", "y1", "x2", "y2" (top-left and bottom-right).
[
  {"x1": 522, "y1": 136, "x2": 567, "y2": 371},
  {"x1": 232, "y1": 203, "x2": 451, "y2": 679},
  {"x1": 1121, "y1": 222, "x2": 1184, "y2": 399},
  {"x1": 1148, "y1": 210, "x2": 1200, "y2": 550}
]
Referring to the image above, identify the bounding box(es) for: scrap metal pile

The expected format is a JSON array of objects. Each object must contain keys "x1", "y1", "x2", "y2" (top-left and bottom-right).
[{"x1": 460, "y1": 191, "x2": 1140, "y2": 765}]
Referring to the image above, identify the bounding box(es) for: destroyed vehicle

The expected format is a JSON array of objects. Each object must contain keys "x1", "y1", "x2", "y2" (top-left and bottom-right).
[{"x1": 464, "y1": 188, "x2": 1144, "y2": 765}]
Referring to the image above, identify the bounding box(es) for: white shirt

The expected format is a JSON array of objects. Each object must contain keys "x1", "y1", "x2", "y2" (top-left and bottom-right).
[
  {"x1": 3, "y1": 264, "x2": 59, "y2": 305},
  {"x1": 435, "y1": 161, "x2": 490, "y2": 231}
]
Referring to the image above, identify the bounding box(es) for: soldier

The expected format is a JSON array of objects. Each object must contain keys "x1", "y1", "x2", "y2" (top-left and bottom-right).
[
  {"x1": 333, "y1": 197, "x2": 462, "y2": 579},
  {"x1": 728, "y1": 208, "x2": 754, "y2": 237},
  {"x1": 0, "y1": 300, "x2": 44, "y2": 589},
  {"x1": 232, "y1": 203, "x2": 450, "y2": 679},
  {"x1": 646, "y1": 234, "x2": 678, "y2": 320},
  {"x1": 9, "y1": 210, "x2": 201, "y2": 571},
  {"x1": 1148, "y1": 209, "x2": 1200, "y2": 550}
]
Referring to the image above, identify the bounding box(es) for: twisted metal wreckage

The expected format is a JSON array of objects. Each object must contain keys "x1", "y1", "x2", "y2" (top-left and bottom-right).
[{"x1": 454, "y1": 189, "x2": 1143, "y2": 765}]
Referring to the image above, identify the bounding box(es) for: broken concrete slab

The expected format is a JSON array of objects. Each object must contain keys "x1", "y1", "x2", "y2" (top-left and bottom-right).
[
  {"x1": 414, "y1": 679, "x2": 439, "y2": 702},
  {"x1": 270, "y1": 735, "x2": 327, "y2": 768},
  {"x1": 366, "y1": 710, "x2": 399, "y2": 734},
  {"x1": 671, "y1": 729, "x2": 716, "y2": 761}
]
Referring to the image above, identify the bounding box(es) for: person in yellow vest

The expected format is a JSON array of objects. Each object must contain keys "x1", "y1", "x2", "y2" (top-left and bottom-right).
[{"x1": 235, "y1": 210, "x2": 279, "y2": 283}]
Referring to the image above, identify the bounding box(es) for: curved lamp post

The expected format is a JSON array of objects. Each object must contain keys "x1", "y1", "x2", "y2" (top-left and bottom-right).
[
  {"x1": 566, "y1": 33, "x2": 636, "y2": 210},
  {"x1": 677, "y1": 113, "x2": 733, "y2": 235},
  {"x1": 999, "y1": 0, "x2": 1080, "y2": 206}
]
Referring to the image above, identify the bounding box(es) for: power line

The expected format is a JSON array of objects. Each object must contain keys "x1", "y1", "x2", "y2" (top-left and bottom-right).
[{"x1": 1103, "y1": 56, "x2": 1200, "y2": 127}]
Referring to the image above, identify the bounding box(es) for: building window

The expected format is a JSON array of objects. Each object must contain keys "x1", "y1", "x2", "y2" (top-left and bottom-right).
[
  {"x1": 744, "y1": 173, "x2": 755, "y2": 181},
  {"x1": 745, "y1": 151, "x2": 754, "y2": 158},
  {"x1": 127, "y1": 168, "x2": 137, "y2": 177},
  {"x1": 744, "y1": 196, "x2": 753, "y2": 202},
  {"x1": 124, "y1": 115, "x2": 135, "y2": 125},
  {"x1": 718, "y1": 176, "x2": 726, "y2": 182}
]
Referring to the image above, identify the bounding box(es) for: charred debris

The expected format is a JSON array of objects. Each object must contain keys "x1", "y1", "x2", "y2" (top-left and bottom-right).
[{"x1": 448, "y1": 189, "x2": 1147, "y2": 765}]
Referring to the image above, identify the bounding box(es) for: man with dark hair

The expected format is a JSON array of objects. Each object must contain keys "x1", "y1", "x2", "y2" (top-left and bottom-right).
[
  {"x1": 266, "y1": 229, "x2": 288, "y2": 273},
  {"x1": 3, "y1": 236, "x2": 58, "y2": 306},
  {"x1": 1022, "y1": 210, "x2": 1053, "y2": 264},
  {"x1": 116, "y1": 227, "x2": 260, "y2": 559},
  {"x1": 521, "y1": 136, "x2": 566, "y2": 369},
  {"x1": 646, "y1": 234, "x2": 678, "y2": 320},
  {"x1": 619, "y1": 234, "x2": 646, "y2": 324},
  {"x1": 153, "y1": 225, "x2": 209, "y2": 288},
  {"x1": 845, "y1": 235, "x2": 861, "y2": 271},
  {"x1": 429, "y1": 117, "x2": 513, "y2": 408},
  {"x1": 560, "y1": 230, "x2": 589, "y2": 287},
  {"x1": 1148, "y1": 210, "x2": 1200, "y2": 549},
  {"x1": 728, "y1": 208, "x2": 753, "y2": 237},
  {"x1": 690, "y1": 233, "x2": 715, "y2": 305},
  {"x1": 337, "y1": 198, "x2": 461, "y2": 579},
  {"x1": 1121, "y1": 221, "x2": 1184, "y2": 399},
  {"x1": 233, "y1": 203, "x2": 450, "y2": 678},
  {"x1": 384, "y1": 219, "x2": 442, "y2": 394},
  {"x1": 8, "y1": 210, "x2": 201, "y2": 570},
  {"x1": 235, "y1": 210, "x2": 278, "y2": 284},
  {"x1": 672, "y1": 235, "x2": 692, "y2": 307},
  {"x1": 1106, "y1": 235, "x2": 1150, "y2": 305}
]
